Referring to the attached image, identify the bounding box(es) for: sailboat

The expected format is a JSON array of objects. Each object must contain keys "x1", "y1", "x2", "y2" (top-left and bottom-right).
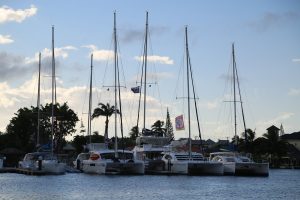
[
  {"x1": 209, "y1": 44, "x2": 269, "y2": 176},
  {"x1": 19, "y1": 28, "x2": 66, "y2": 174},
  {"x1": 132, "y1": 12, "x2": 171, "y2": 174},
  {"x1": 82, "y1": 12, "x2": 144, "y2": 175},
  {"x1": 160, "y1": 27, "x2": 224, "y2": 175}
]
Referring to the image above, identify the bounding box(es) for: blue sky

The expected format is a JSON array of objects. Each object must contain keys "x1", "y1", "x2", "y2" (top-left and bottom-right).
[{"x1": 0, "y1": 0, "x2": 299, "y2": 141}]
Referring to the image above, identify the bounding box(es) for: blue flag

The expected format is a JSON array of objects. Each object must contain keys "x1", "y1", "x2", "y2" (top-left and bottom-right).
[{"x1": 131, "y1": 86, "x2": 140, "y2": 93}]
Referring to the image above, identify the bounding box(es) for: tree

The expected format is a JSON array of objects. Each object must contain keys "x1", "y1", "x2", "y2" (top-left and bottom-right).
[
  {"x1": 262, "y1": 129, "x2": 287, "y2": 159},
  {"x1": 42, "y1": 103, "x2": 79, "y2": 152},
  {"x1": 165, "y1": 108, "x2": 174, "y2": 139},
  {"x1": 129, "y1": 125, "x2": 140, "y2": 140},
  {"x1": 151, "y1": 120, "x2": 166, "y2": 137},
  {"x1": 238, "y1": 129, "x2": 256, "y2": 153},
  {"x1": 5, "y1": 102, "x2": 78, "y2": 153},
  {"x1": 92, "y1": 103, "x2": 118, "y2": 142}
]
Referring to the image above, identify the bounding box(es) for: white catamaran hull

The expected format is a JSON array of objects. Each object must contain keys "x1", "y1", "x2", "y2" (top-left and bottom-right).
[
  {"x1": 223, "y1": 162, "x2": 235, "y2": 175},
  {"x1": 164, "y1": 160, "x2": 188, "y2": 174},
  {"x1": 235, "y1": 162, "x2": 269, "y2": 176},
  {"x1": 82, "y1": 160, "x2": 107, "y2": 174},
  {"x1": 188, "y1": 161, "x2": 224, "y2": 176}
]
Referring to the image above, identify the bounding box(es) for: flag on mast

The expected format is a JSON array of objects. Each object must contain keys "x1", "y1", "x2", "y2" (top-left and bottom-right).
[
  {"x1": 131, "y1": 86, "x2": 140, "y2": 93},
  {"x1": 175, "y1": 115, "x2": 185, "y2": 130}
]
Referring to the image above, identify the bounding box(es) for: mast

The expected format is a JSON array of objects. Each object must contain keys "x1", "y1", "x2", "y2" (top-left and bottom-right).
[
  {"x1": 185, "y1": 27, "x2": 192, "y2": 159},
  {"x1": 234, "y1": 45, "x2": 247, "y2": 146},
  {"x1": 51, "y1": 26, "x2": 55, "y2": 156},
  {"x1": 113, "y1": 12, "x2": 118, "y2": 158},
  {"x1": 232, "y1": 43, "x2": 237, "y2": 146},
  {"x1": 188, "y1": 40, "x2": 203, "y2": 155},
  {"x1": 37, "y1": 52, "x2": 41, "y2": 148},
  {"x1": 87, "y1": 54, "x2": 93, "y2": 145},
  {"x1": 143, "y1": 11, "x2": 149, "y2": 131}
]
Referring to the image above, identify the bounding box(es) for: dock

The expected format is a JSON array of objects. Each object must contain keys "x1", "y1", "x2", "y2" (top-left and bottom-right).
[{"x1": 0, "y1": 167, "x2": 46, "y2": 175}]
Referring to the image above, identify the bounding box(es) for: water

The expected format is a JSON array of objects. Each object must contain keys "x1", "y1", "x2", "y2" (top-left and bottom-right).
[{"x1": 0, "y1": 170, "x2": 299, "y2": 200}]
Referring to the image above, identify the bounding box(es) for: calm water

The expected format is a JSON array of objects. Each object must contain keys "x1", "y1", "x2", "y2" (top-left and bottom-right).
[{"x1": 0, "y1": 169, "x2": 299, "y2": 200}]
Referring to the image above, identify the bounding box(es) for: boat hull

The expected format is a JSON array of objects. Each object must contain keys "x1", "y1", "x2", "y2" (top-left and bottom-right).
[
  {"x1": 41, "y1": 160, "x2": 66, "y2": 175},
  {"x1": 235, "y1": 162, "x2": 269, "y2": 176},
  {"x1": 82, "y1": 160, "x2": 106, "y2": 174},
  {"x1": 106, "y1": 161, "x2": 144, "y2": 175},
  {"x1": 223, "y1": 162, "x2": 235, "y2": 175},
  {"x1": 188, "y1": 161, "x2": 224, "y2": 176}
]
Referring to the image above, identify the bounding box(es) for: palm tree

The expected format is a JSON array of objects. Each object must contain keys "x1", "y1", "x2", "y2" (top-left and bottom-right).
[
  {"x1": 129, "y1": 125, "x2": 139, "y2": 140},
  {"x1": 92, "y1": 103, "x2": 118, "y2": 142},
  {"x1": 151, "y1": 120, "x2": 166, "y2": 137}
]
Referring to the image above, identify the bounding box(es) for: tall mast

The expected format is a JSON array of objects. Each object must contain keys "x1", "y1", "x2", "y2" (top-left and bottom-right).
[
  {"x1": 234, "y1": 46, "x2": 247, "y2": 146},
  {"x1": 143, "y1": 11, "x2": 149, "y2": 131},
  {"x1": 51, "y1": 26, "x2": 55, "y2": 155},
  {"x1": 87, "y1": 54, "x2": 93, "y2": 145},
  {"x1": 37, "y1": 52, "x2": 41, "y2": 148},
  {"x1": 232, "y1": 43, "x2": 237, "y2": 146},
  {"x1": 185, "y1": 27, "x2": 192, "y2": 159},
  {"x1": 113, "y1": 12, "x2": 118, "y2": 157}
]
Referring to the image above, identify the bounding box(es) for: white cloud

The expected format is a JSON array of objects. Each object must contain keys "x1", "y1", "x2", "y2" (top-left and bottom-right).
[
  {"x1": 93, "y1": 50, "x2": 114, "y2": 61},
  {"x1": 0, "y1": 5, "x2": 37, "y2": 23},
  {"x1": 25, "y1": 46, "x2": 77, "y2": 64},
  {"x1": 288, "y1": 88, "x2": 300, "y2": 96},
  {"x1": 83, "y1": 44, "x2": 114, "y2": 61},
  {"x1": 0, "y1": 34, "x2": 14, "y2": 44},
  {"x1": 292, "y1": 58, "x2": 300, "y2": 62},
  {"x1": 134, "y1": 55, "x2": 174, "y2": 65},
  {"x1": 255, "y1": 112, "x2": 295, "y2": 135}
]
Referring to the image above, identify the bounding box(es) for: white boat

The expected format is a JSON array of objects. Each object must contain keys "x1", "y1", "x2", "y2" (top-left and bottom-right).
[
  {"x1": 19, "y1": 152, "x2": 66, "y2": 175},
  {"x1": 215, "y1": 44, "x2": 269, "y2": 176},
  {"x1": 18, "y1": 29, "x2": 66, "y2": 175},
  {"x1": 73, "y1": 152, "x2": 90, "y2": 170},
  {"x1": 161, "y1": 151, "x2": 223, "y2": 175},
  {"x1": 133, "y1": 136, "x2": 171, "y2": 174},
  {"x1": 163, "y1": 27, "x2": 223, "y2": 176},
  {"x1": 161, "y1": 139, "x2": 223, "y2": 175},
  {"x1": 82, "y1": 148, "x2": 144, "y2": 175},
  {"x1": 210, "y1": 152, "x2": 269, "y2": 176},
  {"x1": 209, "y1": 152, "x2": 236, "y2": 175}
]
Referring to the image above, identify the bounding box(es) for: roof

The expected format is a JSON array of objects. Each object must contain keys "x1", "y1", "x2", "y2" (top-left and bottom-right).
[
  {"x1": 281, "y1": 132, "x2": 300, "y2": 140},
  {"x1": 63, "y1": 143, "x2": 76, "y2": 151},
  {"x1": 267, "y1": 125, "x2": 280, "y2": 131}
]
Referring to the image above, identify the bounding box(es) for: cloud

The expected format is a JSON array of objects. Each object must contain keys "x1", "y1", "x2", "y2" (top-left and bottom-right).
[
  {"x1": 0, "y1": 5, "x2": 37, "y2": 23},
  {"x1": 288, "y1": 88, "x2": 300, "y2": 96},
  {"x1": 292, "y1": 58, "x2": 300, "y2": 63},
  {"x1": 134, "y1": 55, "x2": 174, "y2": 65},
  {"x1": 0, "y1": 52, "x2": 35, "y2": 81},
  {"x1": 121, "y1": 29, "x2": 144, "y2": 43},
  {"x1": 83, "y1": 45, "x2": 114, "y2": 61},
  {"x1": 255, "y1": 112, "x2": 295, "y2": 135},
  {"x1": 121, "y1": 26, "x2": 169, "y2": 43},
  {"x1": 25, "y1": 46, "x2": 77, "y2": 64},
  {"x1": 0, "y1": 34, "x2": 14, "y2": 44},
  {"x1": 248, "y1": 11, "x2": 299, "y2": 32}
]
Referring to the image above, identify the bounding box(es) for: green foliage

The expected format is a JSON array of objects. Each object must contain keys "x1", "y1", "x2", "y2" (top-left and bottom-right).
[
  {"x1": 92, "y1": 102, "x2": 118, "y2": 140},
  {"x1": 3, "y1": 102, "x2": 78, "y2": 153},
  {"x1": 165, "y1": 108, "x2": 174, "y2": 139},
  {"x1": 129, "y1": 125, "x2": 139, "y2": 140},
  {"x1": 151, "y1": 120, "x2": 166, "y2": 136}
]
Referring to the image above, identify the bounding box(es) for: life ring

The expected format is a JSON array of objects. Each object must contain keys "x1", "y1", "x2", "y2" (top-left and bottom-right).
[{"x1": 90, "y1": 154, "x2": 100, "y2": 161}]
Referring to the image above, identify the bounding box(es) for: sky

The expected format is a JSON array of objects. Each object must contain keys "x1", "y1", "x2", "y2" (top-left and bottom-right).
[{"x1": 0, "y1": 0, "x2": 299, "y2": 142}]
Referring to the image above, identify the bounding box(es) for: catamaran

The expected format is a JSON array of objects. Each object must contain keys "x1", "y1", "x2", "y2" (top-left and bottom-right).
[
  {"x1": 132, "y1": 12, "x2": 172, "y2": 174},
  {"x1": 19, "y1": 27, "x2": 66, "y2": 175},
  {"x1": 161, "y1": 27, "x2": 223, "y2": 175},
  {"x1": 82, "y1": 12, "x2": 144, "y2": 175},
  {"x1": 209, "y1": 44, "x2": 269, "y2": 176}
]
